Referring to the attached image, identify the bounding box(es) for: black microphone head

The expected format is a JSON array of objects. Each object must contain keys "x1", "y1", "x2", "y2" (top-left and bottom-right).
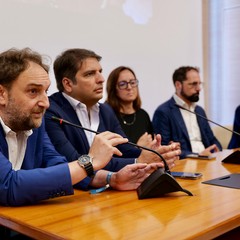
[{"x1": 51, "y1": 116, "x2": 61, "y2": 122}]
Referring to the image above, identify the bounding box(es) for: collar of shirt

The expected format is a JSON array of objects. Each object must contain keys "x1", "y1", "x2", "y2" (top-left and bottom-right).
[
  {"x1": 173, "y1": 94, "x2": 196, "y2": 111},
  {"x1": 0, "y1": 117, "x2": 32, "y2": 170},
  {"x1": 62, "y1": 92, "x2": 100, "y2": 146},
  {"x1": 0, "y1": 117, "x2": 32, "y2": 137},
  {"x1": 62, "y1": 92, "x2": 100, "y2": 112},
  {"x1": 173, "y1": 94, "x2": 204, "y2": 153}
]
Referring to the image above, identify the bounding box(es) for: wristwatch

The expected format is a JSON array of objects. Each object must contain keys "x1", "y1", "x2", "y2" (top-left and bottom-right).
[{"x1": 77, "y1": 155, "x2": 94, "y2": 178}]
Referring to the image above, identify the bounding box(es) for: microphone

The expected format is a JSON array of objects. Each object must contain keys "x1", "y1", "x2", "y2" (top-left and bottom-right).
[
  {"x1": 175, "y1": 103, "x2": 240, "y2": 136},
  {"x1": 51, "y1": 116, "x2": 171, "y2": 173},
  {"x1": 175, "y1": 103, "x2": 240, "y2": 164},
  {"x1": 51, "y1": 116, "x2": 193, "y2": 198}
]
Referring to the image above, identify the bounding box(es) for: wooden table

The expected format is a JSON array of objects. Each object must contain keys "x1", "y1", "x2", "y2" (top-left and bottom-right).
[{"x1": 1, "y1": 149, "x2": 240, "y2": 240}]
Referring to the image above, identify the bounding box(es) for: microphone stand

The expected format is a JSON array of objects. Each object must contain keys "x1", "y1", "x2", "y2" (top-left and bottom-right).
[
  {"x1": 51, "y1": 116, "x2": 193, "y2": 198},
  {"x1": 175, "y1": 103, "x2": 240, "y2": 136},
  {"x1": 175, "y1": 104, "x2": 240, "y2": 164},
  {"x1": 51, "y1": 116, "x2": 171, "y2": 173}
]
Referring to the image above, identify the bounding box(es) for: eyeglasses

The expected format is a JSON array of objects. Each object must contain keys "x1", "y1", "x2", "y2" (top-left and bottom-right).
[
  {"x1": 186, "y1": 81, "x2": 203, "y2": 89},
  {"x1": 117, "y1": 79, "x2": 139, "y2": 90}
]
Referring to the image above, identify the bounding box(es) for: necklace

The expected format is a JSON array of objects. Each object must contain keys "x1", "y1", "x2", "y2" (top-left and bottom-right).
[{"x1": 120, "y1": 113, "x2": 136, "y2": 126}]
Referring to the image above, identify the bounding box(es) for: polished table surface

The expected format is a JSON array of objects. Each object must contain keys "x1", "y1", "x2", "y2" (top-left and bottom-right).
[{"x1": 1, "y1": 149, "x2": 240, "y2": 240}]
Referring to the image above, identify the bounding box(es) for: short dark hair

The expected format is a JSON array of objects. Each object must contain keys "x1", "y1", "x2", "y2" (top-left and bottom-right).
[
  {"x1": 54, "y1": 48, "x2": 102, "y2": 92},
  {"x1": 106, "y1": 66, "x2": 141, "y2": 112},
  {"x1": 0, "y1": 48, "x2": 49, "y2": 89},
  {"x1": 172, "y1": 66, "x2": 199, "y2": 85}
]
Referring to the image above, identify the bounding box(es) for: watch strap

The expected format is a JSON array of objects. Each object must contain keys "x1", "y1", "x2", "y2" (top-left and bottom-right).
[
  {"x1": 77, "y1": 155, "x2": 94, "y2": 178},
  {"x1": 83, "y1": 162, "x2": 94, "y2": 178}
]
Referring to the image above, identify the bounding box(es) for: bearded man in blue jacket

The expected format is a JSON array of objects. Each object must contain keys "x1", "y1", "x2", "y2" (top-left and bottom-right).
[
  {"x1": 0, "y1": 48, "x2": 163, "y2": 208},
  {"x1": 153, "y1": 66, "x2": 222, "y2": 159}
]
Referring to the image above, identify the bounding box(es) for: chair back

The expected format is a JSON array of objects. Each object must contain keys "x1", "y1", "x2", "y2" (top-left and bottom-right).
[{"x1": 212, "y1": 125, "x2": 233, "y2": 149}]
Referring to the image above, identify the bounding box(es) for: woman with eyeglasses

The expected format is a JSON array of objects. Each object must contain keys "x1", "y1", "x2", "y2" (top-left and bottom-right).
[{"x1": 105, "y1": 66, "x2": 153, "y2": 145}]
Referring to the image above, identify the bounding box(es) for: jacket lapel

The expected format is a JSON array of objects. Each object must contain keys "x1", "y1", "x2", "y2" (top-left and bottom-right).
[
  {"x1": 58, "y1": 93, "x2": 90, "y2": 149},
  {"x1": 0, "y1": 125, "x2": 8, "y2": 158},
  {"x1": 170, "y1": 98, "x2": 190, "y2": 139}
]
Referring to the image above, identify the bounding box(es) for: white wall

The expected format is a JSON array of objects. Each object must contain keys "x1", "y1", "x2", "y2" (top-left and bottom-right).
[{"x1": 0, "y1": 0, "x2": 203, "y2": 118}]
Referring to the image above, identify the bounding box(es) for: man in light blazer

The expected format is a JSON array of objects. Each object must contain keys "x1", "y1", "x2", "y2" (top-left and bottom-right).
[
  {"x1": 152, "y1": 66, "x2": 222, "y2": 159},
  {"x1": 45, "y1": 48, "x2": 181, "y2": 190}
]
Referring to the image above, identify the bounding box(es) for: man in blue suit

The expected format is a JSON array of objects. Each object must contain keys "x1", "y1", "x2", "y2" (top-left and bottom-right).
[
  {"x1": 45, "y1": 48, "x2": 181, "y2": 190},
  {"x1": 228, "y1": 105, "x2": 240, "y2": 148},
  {"x1": 152, "y1": 66, "x2": 222, "y2": 159},
  {"x1": 0, "y1": 48, "x2": 163, "y2": 208}
]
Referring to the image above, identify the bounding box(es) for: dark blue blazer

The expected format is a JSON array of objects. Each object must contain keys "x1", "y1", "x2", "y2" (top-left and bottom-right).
[
  {"x1": 0, "y1": 121, "x2": 73, "y2": 206},
  {"x1": 45, "y1": 92, "x2": 141, "y2": 189},
  {"x1": 228, "y1": 105, "x2": 240, "y2": 149},
  {"x1": 152, "y1": 97, "x2": 222, "y2": 158}
]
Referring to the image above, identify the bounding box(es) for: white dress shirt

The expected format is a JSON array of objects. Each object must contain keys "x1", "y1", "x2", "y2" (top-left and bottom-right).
[
  {"x1": 173, "y1": 94, "x2": 205, "y2": 153},
  {"x1": 0, "y1": 117, "x2": 32, "y2": 170},
  {"x1": 62, "y1": 92, "x2": 100, "y2": 146}
]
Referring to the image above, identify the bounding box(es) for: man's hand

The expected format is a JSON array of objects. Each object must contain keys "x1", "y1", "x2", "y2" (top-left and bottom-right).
[
  {"x1": 69, "y1": 131, "x2": 128, "y2": 185},
  {"x1": 159, "y1": 142, "x2": 181, "y2": 169},
  {"x1": 136, "y1": 132, "x2": 153, "y2": 147},
  {"x1": 110, "y1": 163, "x2": 164, "y2": 191},
  {"x1": 200, "y1": 144, "x2": 220, "y2": 156},
  {"x1": 89, "y1": 131, "x2": 128, "y2": 171},
  {"x1": 137, "y1": 136, "x2": 181, "y2": 169}
]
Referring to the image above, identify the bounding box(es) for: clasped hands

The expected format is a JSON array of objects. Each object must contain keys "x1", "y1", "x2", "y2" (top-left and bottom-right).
[{"x1": 136, "y1": 133, "x2": 181, "y2": 169}]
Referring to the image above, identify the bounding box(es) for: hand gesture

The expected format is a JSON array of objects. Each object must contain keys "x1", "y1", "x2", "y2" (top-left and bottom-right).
[
  {"x1": 200, "y1": 144, "x2": 220, "y2": 156},
  {"x1": 136, "y1": 132, "x2": 153, "y2": 147},
  {"x1": 90, "y1": 131, "x2": 128, "y2": 170},
  {"x1": 110, "y1": 162, "x2": 164, "y2": 190}
]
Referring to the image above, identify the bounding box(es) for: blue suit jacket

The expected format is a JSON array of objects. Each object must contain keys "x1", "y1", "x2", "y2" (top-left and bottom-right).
[
  {"x1": 152, "y1": 97, "x2": 222, "y2": 158},
  {"x1": 228, "y1": 105, "x2": 240, "y2": 148},
  {"x1": 0, "y1": 120, "x2": 73, "y2": 206},
  {"x1": 45, "y1": 92, "x2": 141, "y2": 189}
]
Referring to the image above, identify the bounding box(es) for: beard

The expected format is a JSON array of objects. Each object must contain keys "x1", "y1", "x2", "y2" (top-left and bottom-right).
[
  {"x1": 4, "y1": 96, "x2": 45, "y2": 131},
  {"x1": 181, "y1": 90, "x2": 199, "y2": 102}
]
